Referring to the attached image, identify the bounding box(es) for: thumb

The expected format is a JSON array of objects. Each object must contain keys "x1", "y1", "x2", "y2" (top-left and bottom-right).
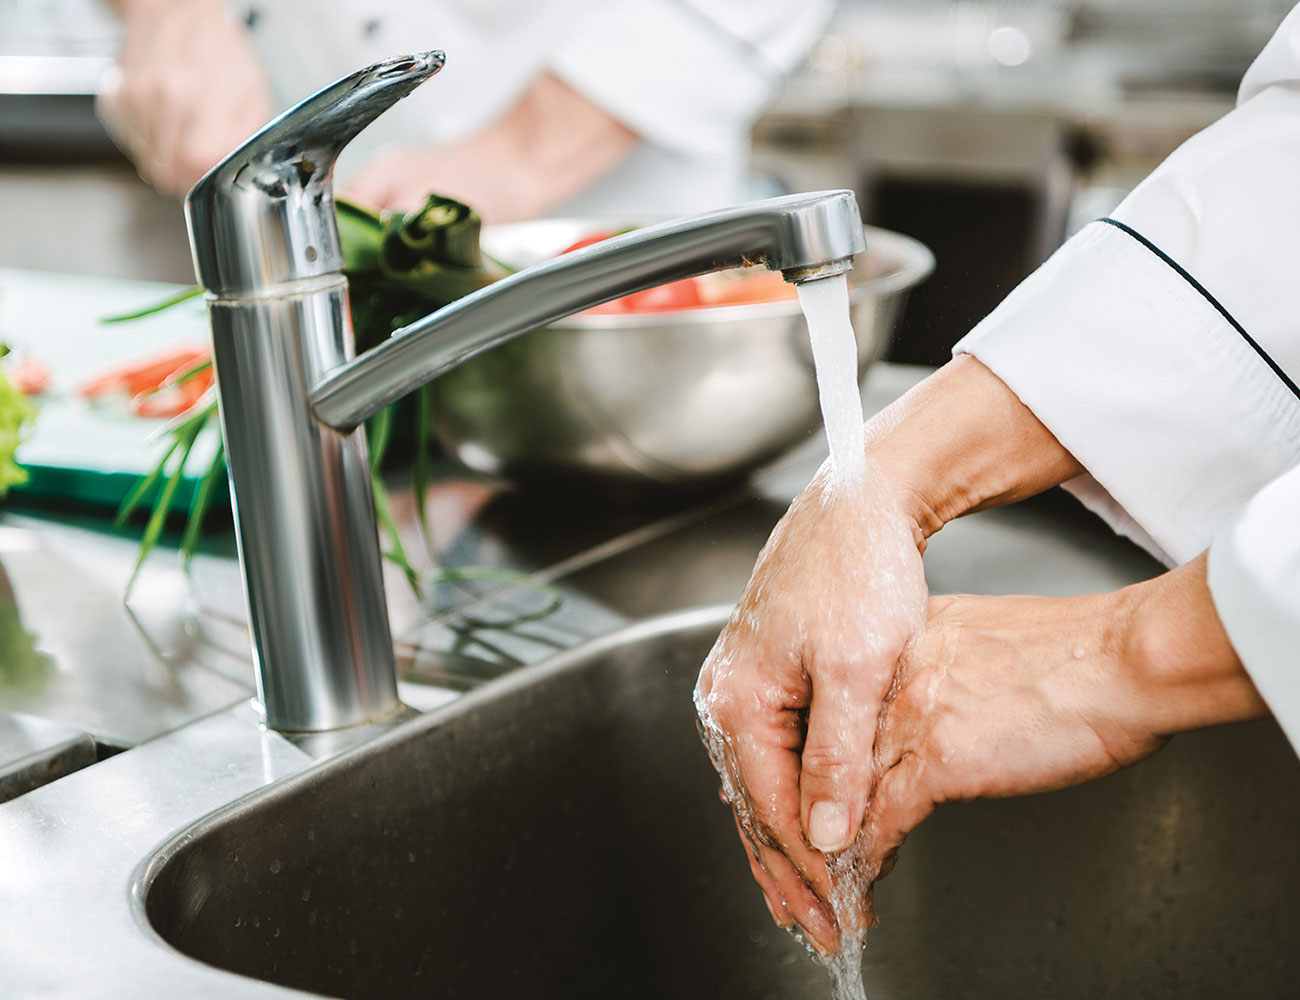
[
  {"x1": 863, "y1": 751, "x2": 936, "y2": 869},
  {"x1": 800, "y1": 682, "x2": 878, "y2": 854}
]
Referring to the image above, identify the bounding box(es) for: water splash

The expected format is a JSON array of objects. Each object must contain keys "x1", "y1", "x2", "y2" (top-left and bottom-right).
[{"x1": 817, "y1": 839, "x2": 875, "y2": 1000}]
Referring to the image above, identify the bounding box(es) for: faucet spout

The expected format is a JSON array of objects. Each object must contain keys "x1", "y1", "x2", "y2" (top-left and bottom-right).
[
  {"x1": 187, "y1": 52, "x2": 444, "y2": 298},
  {"x1": 310, "y1": 190, "x2": 866, "y2": 432}
]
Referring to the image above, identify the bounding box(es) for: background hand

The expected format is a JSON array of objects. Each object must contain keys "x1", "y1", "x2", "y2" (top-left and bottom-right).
[
  {"x1": 98, "y1": 0, "x2": 272, "y2": 196},
  {"x1": 339, "y1": 73, "x2": 636, "y2": 221}
]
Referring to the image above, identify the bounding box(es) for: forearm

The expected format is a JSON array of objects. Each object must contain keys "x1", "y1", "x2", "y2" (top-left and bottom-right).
[
  {"x1": 865, "y1": 359, "x2": 1263, "y2": 729},
  {"x1": 865, "y1": 355, "x2": 1084, "y2": 543},
  {"x1": 1122, "y1": 553, "x2": 1269, "y2": 736}
]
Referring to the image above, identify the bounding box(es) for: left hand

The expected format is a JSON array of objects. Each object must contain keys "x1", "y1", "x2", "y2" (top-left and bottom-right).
[{"x1": 861, "y1": 554, "x2": 1269, "y2": 890}]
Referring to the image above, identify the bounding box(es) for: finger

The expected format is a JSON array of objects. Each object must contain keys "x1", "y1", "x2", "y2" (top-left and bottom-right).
[
  {"x1": 698, "y1": 687, "x2": 840, "y2": 936},
  {"x1": 731, "y1": 813, "x2": 793, "y2": 929},
  {"x1": 725, "y1": 743, "x2": 843, "y2": 946},
  {"x1": 710, "y1": 699, "x2": 840, "y2": 902},
  {"x1": 862, "y1": 751, "x2": 937, "y2": 871},
  {"x1": 799, "y1": 665, "x2": 881, "y2": 855},
  {"x1": 736, "y1": 815, "x2": 841, "y2": 953}
]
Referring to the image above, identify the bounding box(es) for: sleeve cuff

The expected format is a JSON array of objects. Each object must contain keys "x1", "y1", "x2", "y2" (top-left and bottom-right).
[
  {"x1": 955, "y1": 220, "x2": 1300, "y2": 567},
  {"x1": 1209, "y1": 463, "x2": 1300, "y2": 754},
  {"x1": 547, "y1": 0, "x2": 830, "y2": 158}
]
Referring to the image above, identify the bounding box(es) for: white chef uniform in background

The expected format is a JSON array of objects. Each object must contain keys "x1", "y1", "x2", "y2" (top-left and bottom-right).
[
  {"x1": 955, "y1": 4, "x2": 1300, "y2": 750},
  {"x1": 235, "y1": 0, "x2": 836, "y2": 218}
]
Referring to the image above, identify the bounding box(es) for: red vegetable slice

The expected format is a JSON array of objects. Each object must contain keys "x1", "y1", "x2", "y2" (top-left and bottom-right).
[
  {"x1": 7, "y1": 358, "x2": 52, "y2": 396},
  {"x1": 702, "y1": 270, "x2": 797, "y2": 307},
  {"x1": 79, "y1": 345, "x2": 210, "y2": 400},
  {"x1": 557, "y1": 230, "x2": 620, "y2": 255}
]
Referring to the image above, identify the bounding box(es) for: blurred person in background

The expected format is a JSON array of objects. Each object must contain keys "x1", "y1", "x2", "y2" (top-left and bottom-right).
[{"x1": 97, "y1": 0, "x2": 836, "y2": 222}]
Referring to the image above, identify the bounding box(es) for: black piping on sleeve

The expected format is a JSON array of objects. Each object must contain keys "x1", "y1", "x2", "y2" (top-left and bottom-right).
[{"x1": 1098, "y1": 216, "x2": 1300, "y2": 402}]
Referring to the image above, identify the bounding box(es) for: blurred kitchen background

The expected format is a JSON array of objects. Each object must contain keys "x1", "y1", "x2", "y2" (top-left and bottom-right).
[{"x1": 1, "y1": 0, "x2": 1293, "y2": 364}]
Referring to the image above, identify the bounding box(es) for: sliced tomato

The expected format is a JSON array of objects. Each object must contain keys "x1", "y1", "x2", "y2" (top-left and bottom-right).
[
  {"x1": 620, "y1": 277, "x2": 704, "y2": 312},
  {"x1": 6, "y1": 358, "x2": 52, "y2": 396},
  {"x1": 557, "y1": 230, "x2": 621, "y2": 255},
  {"x1": 586, "y1": 277, "x2": 705, "y2": 315},
  {"x1": 701, "y1": 270, "x2": 796, "y2": 307}
]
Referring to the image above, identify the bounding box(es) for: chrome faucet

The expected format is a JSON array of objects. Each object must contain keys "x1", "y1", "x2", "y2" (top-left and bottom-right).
[{"x1": 185, "y1": 52, "x2": 866, "y2": 732}]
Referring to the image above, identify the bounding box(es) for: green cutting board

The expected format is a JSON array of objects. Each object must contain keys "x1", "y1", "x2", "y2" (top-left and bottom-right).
[{"x1": 0, "y1": 267, "x2": 223, "y2": 512}]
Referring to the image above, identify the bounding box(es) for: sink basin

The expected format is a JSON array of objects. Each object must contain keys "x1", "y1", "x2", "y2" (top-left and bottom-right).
[{"x1": 141, "y1": 607, "x2": 1300, "y2": 998}]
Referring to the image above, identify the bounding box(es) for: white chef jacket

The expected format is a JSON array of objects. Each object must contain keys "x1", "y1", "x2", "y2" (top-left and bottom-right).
[
  {"x1": 234, "y1": 0, "x2": 835, "y2": 217},
  {"x1": 954, "y1": 5, "x2": 1300, "y2": 751}
]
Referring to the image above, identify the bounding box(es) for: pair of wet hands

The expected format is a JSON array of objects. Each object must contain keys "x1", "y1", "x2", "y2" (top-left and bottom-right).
[{"x1": 692, "y1": 469, "x2": 1166, "y2": 954}]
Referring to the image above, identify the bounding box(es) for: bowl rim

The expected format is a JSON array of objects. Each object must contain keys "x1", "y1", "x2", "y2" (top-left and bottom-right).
[{"x1": 480, "y1": 222, "x2": 936, "y2": 330}]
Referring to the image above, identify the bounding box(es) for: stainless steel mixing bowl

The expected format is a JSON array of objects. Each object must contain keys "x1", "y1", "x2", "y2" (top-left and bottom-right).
[{"x1": 433, "y1": 220, "x2": 934, "y2": 489}]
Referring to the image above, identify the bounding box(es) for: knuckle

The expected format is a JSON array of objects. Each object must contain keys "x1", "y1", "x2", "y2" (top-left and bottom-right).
[{"x1": 799, "y1": 741, "x2": 853, "y2": 784}]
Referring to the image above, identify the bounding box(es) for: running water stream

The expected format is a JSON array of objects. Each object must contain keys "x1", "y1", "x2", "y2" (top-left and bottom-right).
[
  {"x1": 795, "y1": 273, "x2": 871, "y2": 1000},
  {"x1": 796, "y1": 274, "x2": 866, "y2": 492}
]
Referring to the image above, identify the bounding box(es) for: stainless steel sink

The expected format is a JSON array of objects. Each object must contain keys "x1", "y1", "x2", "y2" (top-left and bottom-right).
[{"x1": 139, "y1": 606, "x2": 1300, "y2": 999}]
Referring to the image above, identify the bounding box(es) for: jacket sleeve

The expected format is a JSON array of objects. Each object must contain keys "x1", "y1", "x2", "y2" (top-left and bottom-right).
[
  {"x1": 1209, "y1": 462, "x2": 1300, "y2": 750},
  {"x1": 951, "y1": 5, "x2": 1300, "y2": 741},
  {"x1": 546, "y1": 0, "x2": 835, "y2": 158}
]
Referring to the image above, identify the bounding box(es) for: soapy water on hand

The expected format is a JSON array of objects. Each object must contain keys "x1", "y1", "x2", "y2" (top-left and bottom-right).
[{"x1": 694, "y1": 274, "x2": 905, "y2": 999}]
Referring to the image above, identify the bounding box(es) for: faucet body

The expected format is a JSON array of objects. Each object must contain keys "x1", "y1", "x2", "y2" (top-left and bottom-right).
[{"x1": 187, "y1": 53, "x2": 866, "y2": 732}]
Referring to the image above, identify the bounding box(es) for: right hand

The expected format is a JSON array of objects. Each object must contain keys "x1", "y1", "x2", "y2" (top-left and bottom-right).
[
  {"x1": 98, "y1": 0, "x2": 272, "y2": 196},
  {"x1": 693, "y1": 465, "x2": 929, "y2": 951}
]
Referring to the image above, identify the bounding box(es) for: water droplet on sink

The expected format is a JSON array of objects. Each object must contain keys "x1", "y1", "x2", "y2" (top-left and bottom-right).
[
  {"x1": 307, "y1": 830, "x2": 316, "y2": 841},
  {"x1": 269, "y1": 859, "x2": 282, "y2": 874},
  {"x1": 301, "y1": 888, "x2": 312, "y2": 902},
  {"x1": 234, "y1": 916, "x2": 242, "y2": 928},
  {"x1": 308, "y1": 908, "x2": 318, "y2": 926}
]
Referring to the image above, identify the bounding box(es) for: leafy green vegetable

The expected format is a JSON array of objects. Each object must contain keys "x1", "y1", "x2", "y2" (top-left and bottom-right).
[{"x1": 0, "y1": 349, "x2": 37, "y2": 499}]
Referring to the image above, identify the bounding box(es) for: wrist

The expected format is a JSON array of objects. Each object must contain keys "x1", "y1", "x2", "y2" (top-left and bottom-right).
[
  {"x1": 1121, "y1": 554, "x2": 1268, "y2": 736},
  {"x1": 864, "y1": 355, "x2": 1083, "y2": 541}
]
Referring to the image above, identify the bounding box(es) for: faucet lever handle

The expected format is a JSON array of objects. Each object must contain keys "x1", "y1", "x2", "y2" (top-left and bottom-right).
[{"x1": 186, "y1": 52, "x2": 445, "y2": 297}]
